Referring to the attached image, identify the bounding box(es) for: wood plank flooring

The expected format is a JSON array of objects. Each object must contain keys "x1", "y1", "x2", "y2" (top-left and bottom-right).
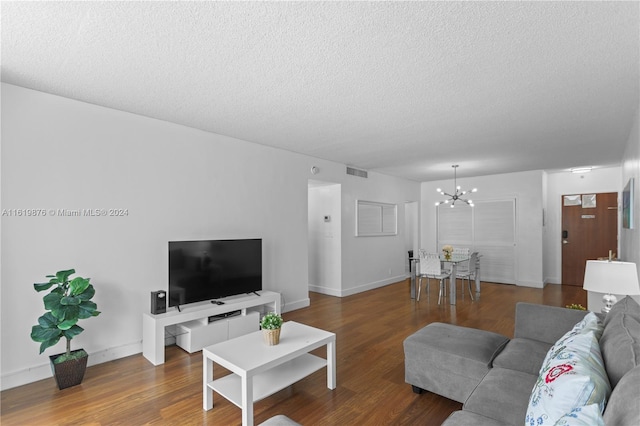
[{"x1": 1, "y1": 280, "x2": 586, "y2": 426}]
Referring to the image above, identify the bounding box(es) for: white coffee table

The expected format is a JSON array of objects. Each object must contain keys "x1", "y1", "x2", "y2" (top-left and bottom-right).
[{"x1": 203, "y1": 321, "x2": 336, "y2": 426}]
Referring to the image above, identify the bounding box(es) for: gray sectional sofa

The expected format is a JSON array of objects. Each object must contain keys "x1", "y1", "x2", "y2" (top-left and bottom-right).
[{"x1": 404, "y1": 297, "x2": 640, "y2": 425}]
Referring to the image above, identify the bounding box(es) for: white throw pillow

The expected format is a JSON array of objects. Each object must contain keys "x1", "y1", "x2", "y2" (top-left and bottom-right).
[
  {"x1": 553, "y1": 404, "x2": 605, "y2": 426},
  {"x1": 525, "y1": 313, "x2": 611, "y2": 426}
]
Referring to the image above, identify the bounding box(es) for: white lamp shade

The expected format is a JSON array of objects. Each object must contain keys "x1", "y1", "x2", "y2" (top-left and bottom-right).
[{"x1": 583, "y1": 260, "x2": 640, "y2": 295}]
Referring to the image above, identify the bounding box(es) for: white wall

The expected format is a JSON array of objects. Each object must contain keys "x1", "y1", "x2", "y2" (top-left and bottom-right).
[
  {"x1": 620, "y1": 108, "x2": 640, "y2": 268},
  {"x1": 0, "y1": 83, "x2": 420, "y2": 389},
  {"x1": 544, "y1": 167, "x2": 622, "y2": 285},
  {"x1": 308, "y1": 183, "x2": 342, "y2": 295},
  {"x1": 589, "y1": 108, "x2": 640, "y2": 312},
  {"x1": 340, "y1": 173, "x2": 420, "y2": 296},
  {"x1": 421, "y1": 170, "x2": 544, "y2": 287}
]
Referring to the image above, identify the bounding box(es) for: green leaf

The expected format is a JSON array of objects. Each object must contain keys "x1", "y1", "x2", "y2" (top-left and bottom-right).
[
  {"x1": 44, "y1": 292, "x2": 63, "y2": 313},
  {"x1": 56, "y1": 269, "x2": 75, "y2": 283},
  {"x1": 60, "y1": 296, "x2": 81, "y2": 306},
  {"x1": 34, "y1": 282, "x2": 55, "y2": 292},
  {"x1": 78, "y1": 301, "x2": 99, "y2": 319},
  {"x1": 62, "y1": 325, "x2": 84, "y2": 340},
  {"x1": 58, "y1": 304, "x2": 80, "y2": 322},
  {"x1": 58, "y1": 318, "x2": 78, "y2": 330},
  {"x1": 31, "y1": 324, "x2": 62, "y2": 343},
  {"x1": 39, "y1": 338, "x2": 61, "y2": 354},
  {"x1": 76, "y1": 284, "x2": 95, "y2": 301},
  {"x1": 69, "y1": 277, "x2": 90, "y2": 295},
  {"x1": 37, "y1": 312, "x2": 59, "y2": 328}
]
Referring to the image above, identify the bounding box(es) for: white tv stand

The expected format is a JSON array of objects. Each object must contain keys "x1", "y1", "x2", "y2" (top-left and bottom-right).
[{"x1": 142, "y1": 291, "x2": 281, "y2": 365}]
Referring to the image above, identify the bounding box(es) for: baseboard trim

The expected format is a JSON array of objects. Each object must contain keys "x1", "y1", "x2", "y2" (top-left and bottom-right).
[
  {"x1": 312, "y1": 275, "x2": 405, "y2": 297},
  {"x1": 516, "y1": 280, "x2": 544, "y2": 288},
  {"x1": 308, "y1": 284, "x2": 341, "y2": 297},
  {"x1": 1, "y1": 341, "x2": 142, "y2": 391},
  {"x1": 282, "y1": 297, "x2": 310, "y2": 313}
]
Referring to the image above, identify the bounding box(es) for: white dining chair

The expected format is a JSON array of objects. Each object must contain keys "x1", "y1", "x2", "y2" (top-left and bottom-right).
[
  {"x1": 417, "y1": 250, "x2": 451, "y2": 304},
  {"x1": 452, "y1": 247, "x2": 470, "y2": 257},
  {"x1": 455, "y1": 252, "x2": 478, "y2": 300}
]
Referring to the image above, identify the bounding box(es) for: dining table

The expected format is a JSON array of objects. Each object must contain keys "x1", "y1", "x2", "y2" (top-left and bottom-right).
[{"x1": 410, "y1": 253, "x2": 480, "y2": 305}]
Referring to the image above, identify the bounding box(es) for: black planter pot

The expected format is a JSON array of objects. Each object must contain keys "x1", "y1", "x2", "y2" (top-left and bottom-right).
[{"x1": 49, "y1": 350, "x2": 88, "y2": 390}]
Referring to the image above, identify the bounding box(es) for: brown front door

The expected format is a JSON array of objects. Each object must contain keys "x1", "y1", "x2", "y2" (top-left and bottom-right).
[{"x1": 561, "y1": 192, "x2": 618, "y2": 286}]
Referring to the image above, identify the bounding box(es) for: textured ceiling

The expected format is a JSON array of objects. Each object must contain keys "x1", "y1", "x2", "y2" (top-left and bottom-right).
[{"x1": 2, "y1": 1, "x2": 638, "y2": 182}]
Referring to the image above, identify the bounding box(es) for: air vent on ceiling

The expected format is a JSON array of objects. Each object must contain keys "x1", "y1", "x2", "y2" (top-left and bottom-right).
[{"x1": 346, "y1": 166, "x2": 368, "y2": 178}]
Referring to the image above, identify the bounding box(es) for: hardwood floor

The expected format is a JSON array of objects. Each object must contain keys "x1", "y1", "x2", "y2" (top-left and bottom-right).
[{"x1": 1, "y1": 280, "x2": 586, "y2": 426}]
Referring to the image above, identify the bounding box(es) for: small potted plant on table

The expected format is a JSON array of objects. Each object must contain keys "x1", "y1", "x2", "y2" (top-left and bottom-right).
[
  {"x1": 260, "y1": 312, "x2": 283, "y2": 345},
  {"x1": 30, "y1": 269, "x2": 101, "y2": 389}
]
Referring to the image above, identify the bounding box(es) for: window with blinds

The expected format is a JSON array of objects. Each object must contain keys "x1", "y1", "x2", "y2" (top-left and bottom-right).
[
  {"x1": 437, "y1": 199, "x2": 516, "y2": 284},
  {"x1": 356, "y1": 200, "x2": 397, "y2": 236}
]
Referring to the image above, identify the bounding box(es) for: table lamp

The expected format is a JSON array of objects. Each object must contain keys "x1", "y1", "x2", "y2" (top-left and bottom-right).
[{"x1": 582, "y1": 260, "x2": 640, "y2": 313}]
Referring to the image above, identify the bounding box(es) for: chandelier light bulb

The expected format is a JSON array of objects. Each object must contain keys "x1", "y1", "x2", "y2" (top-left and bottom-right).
[{"x1": 435, "y1": 165, "x2": 478, "y2": 208}]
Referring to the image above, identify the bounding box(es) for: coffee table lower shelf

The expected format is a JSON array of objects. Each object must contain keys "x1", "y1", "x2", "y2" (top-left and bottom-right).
[{"x1": 208, "y1": 353, "x2": 327, "y2": 407}]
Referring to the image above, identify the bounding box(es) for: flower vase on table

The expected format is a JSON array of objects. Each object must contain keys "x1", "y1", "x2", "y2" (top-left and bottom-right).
[{"x1": 442, "y1": 245, "x2": 453, "y2": 261}]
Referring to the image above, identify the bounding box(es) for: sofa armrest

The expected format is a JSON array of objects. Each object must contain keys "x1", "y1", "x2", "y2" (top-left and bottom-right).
[{"x1": 513, "y1": 302, "x2": 588, "y2": 344}]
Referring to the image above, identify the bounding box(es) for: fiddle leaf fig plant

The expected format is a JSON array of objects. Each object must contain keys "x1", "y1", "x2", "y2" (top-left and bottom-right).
[{"x1": 31, "y1": 269, "x2": 101, "y2": 363}]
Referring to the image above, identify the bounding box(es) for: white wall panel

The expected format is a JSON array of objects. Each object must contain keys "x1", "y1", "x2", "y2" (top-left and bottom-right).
[{"x1": 437, "y1": 199, "x2": 516, "y2": 284}]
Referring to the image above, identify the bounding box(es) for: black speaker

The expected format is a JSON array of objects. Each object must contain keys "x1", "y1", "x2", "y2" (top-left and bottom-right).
[{"x1": 151, "y1": 290, "x2": 166, "y2": 314}]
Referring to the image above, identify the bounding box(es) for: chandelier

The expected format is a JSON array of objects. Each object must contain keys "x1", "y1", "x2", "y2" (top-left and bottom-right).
[{"x1": 435, "y1": 165, "x2": 477, "y2": 208}]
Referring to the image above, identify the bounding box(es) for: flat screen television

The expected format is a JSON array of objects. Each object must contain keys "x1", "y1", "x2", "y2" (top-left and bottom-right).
[{"x1": 168, "y1": 239, "x2": 262, "y2": 308}]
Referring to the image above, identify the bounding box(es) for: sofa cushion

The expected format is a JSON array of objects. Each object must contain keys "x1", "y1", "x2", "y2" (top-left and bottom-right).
[
  {"x1": 442, "y1": 410, "x2": 509, "y2": 426},
  {"x1": 492, "y1": 338, "x2": 551, "y2": 375},
  {"x1": 525, "y1": 313, "x2": 610, "y2": 426},
  {"x1": 553, "y1": 404, "x2": 604, "y2": 426},
  {"x1": 599, "y1": 311, "x2": 640, "y2": 388},
  {"x1": 514, "y1": 303, "x2": 589, "y2": 345},
  {"x1": 603, "y1": 295, "x2": 640, "y2": 329},
  {"x1": 403, "y1": 323, "x2": 509, "y2": 403},
  {"x1": 463, "y1": 368, "x2": 537, "y2": 425},
  {"x1": 599, "y1": 296, "x2": 640, "y2": 388},
  {"x1": 602, "y1": 364, "x2": 640, "y2": 425}
]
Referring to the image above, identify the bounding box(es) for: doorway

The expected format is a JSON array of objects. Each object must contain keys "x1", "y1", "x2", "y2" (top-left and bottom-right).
[
  {"x1": 404, "y1": 201, "x2": 418, "y2": 274},
  {"x1": 561, "y1": 192, "x2": 618, "y2": 286},
  {"x1": 308, "y1": 180, "x2": 342, "y2": 296}
]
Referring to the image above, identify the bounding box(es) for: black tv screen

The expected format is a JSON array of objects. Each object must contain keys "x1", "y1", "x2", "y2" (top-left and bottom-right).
[{"x1": 168, "y1": 239, "x2": 262, "y2": 307}]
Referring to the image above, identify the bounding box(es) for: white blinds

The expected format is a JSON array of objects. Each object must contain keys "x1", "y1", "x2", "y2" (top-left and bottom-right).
[
  {"x1": 437, "y1": 199, "x2": 516, "y2": 284},
  {"x1": 356, "y1": 200, "x2": 397, "y2": 236},
  {"x1": 437, "y1": 204, "x2": 472, "y2": 246}
]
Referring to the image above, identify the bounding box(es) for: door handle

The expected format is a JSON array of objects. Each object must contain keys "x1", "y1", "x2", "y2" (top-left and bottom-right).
[{"x1": 562, "y1": 240, "x2": 569, "y2": 244}]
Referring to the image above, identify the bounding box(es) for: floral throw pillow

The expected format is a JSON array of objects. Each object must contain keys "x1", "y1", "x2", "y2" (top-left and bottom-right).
[
  {"x1": 525, "y1": 313, "x2": 611, "y2": 426},
  {"x1": 553, "y1": 404, "x2": 605, "y2": 426}
]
